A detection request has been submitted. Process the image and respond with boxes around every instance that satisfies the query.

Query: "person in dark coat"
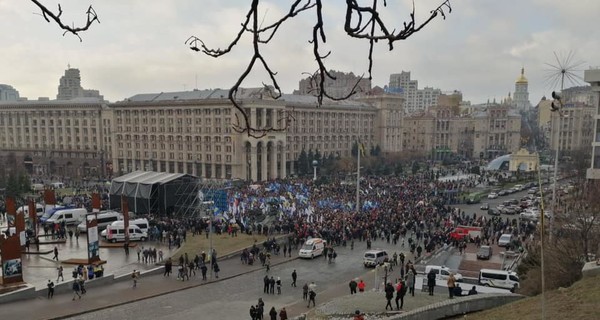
[349,279,358,294]
[427,269,436,296]
[384,282,395,310]
[269,307,277,320]
[279,307,288,320]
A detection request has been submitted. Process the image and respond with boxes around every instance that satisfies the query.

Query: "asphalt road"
[66,239,415,320]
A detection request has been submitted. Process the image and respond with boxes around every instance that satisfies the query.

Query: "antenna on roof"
[195,74,198,90]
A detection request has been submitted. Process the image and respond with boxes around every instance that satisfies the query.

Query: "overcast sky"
[1,0,599,104]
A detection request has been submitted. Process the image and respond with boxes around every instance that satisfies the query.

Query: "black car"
[476,245,493,260]
[498,190,509,196]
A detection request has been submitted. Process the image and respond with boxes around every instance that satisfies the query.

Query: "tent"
[109,171,198,215]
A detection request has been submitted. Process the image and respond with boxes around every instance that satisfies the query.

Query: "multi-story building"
[584,69,600,179]
[296,70,371,98]
[0,99,109,177]
[109,88,377,181]
[388,71,442,114]
[472,104,521,160]
[57,67,104,101]
[0,84,20,101]
[547,102,594,154]
[562,85,599,108]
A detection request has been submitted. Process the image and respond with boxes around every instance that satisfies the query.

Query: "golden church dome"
[516,67,528,84]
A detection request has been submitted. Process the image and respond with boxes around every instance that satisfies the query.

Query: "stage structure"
[172,179,228,219]
[109,171,199,215]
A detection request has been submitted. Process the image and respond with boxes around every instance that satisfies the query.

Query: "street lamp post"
[312,160,318,181]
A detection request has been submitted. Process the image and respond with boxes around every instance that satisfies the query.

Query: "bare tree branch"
[187,0,452,137]
[30,0,99,41]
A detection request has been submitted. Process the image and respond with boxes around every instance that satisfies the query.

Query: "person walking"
[384,282,395,310]
[264,275,270,293]
[47,280,55,299]
[307,289,316,308]
[447,273,456,299]
[269,276,275,294]
[358,279,366,293]
[291,269,297,287]
[349,278,358,294]
[406,269,415,296]
[201,262,208,280]
[395,279,407,310]
[427,269,436,296]
[276,277,282,294]
[56,265,64,282]
[302,283,309,300]
[72,280,81,300]
[53,246,59,261]
[213,262,220,278]
[164,258,173,277]
[269,306,277,320]
[132,269,139,288]
[279,307,288,320]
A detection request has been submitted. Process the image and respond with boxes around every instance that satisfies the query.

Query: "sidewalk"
[0,252,297,320]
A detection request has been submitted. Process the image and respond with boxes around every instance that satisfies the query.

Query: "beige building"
[547,102,594,153]
[0,99,109,177]
[109,88,378,181]
[472,104,521,160]
[296,70,371,98]
[585,69,600,179]
[509,148,539,172]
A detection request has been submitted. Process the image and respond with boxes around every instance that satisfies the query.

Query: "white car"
[498,234,513,247]
[520,210,539,221]
[488,192,498,199]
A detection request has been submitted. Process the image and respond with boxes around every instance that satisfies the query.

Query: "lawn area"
[465,274,600,320]
[171,232,272,261]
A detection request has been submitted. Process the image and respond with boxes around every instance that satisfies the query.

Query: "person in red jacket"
[357,279,366,292]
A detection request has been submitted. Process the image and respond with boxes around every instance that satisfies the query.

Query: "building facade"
[584,69,600,179]
[388,71,442,114]
[0,100,108,177]
[513,67,531,110]
[472,105,521,160]
[57,68,104,101]
[547,102,594,154]
[296,70,371,98]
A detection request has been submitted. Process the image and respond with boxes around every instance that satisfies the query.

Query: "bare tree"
[186,0,452,137]
[30,0,99,41]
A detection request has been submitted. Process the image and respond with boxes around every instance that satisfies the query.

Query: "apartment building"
[584,69,600,179]
[0,99,109,177]
[547,102,594,154]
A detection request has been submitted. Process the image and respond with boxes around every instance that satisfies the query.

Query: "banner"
[92,193,101,213]
[0,234,24,284]
[44,189,56,205]
[5,197,16,227]
[121,195,129,241]
[86,214,100,264]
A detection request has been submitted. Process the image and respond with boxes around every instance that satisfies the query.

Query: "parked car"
[498,234,513,247]
[498,190,509,196]
[487,192,498,199]
[480,203,489,210]
[476,245,493,260]
[488,208,501,216]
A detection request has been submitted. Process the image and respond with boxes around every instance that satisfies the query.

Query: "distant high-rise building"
[0,84,20,101]
[388,71,441,114]
[296,70,371,98]
[57,67,104,101]
[513,67,531,110]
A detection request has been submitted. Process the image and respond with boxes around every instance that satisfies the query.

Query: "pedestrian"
[279,307,288,320]
[287,245,291,257]
[72,280,81,300]
[265,257,271,272]
[276,277,282,294]
[264,275,270,293]
[53,246,59,261]
[291,269,297,287]
[164,258,172,277]
[201,263,208,280]
[56,265,64,282]
[395,279,407,310]
[257,298,265,319]
[427,269,436,296]
[79,277,87,294]
[47,280,55,299]
[358,279,366,293]
[269,306,277,320]
[132,269,139,288]
[250,305,257,320]
[302,283,309,300]
[447,273,456,299]
[349,278,357,294]
[269,276,275,294]
[307,288,316,308]
[213,261,220,278]
[406,269,415,296]
[384,282,394,310]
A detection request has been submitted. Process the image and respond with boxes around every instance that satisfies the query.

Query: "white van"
[298,238,326,259]
[363,250,389,267]
[77,211,123,232]
[425,265,463,282]
[105,224,147,243]
[17,204,45,218]
[478,269,520,290]
[100,218,150,237]
[50,182,65,189]
[45,208,87,226]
